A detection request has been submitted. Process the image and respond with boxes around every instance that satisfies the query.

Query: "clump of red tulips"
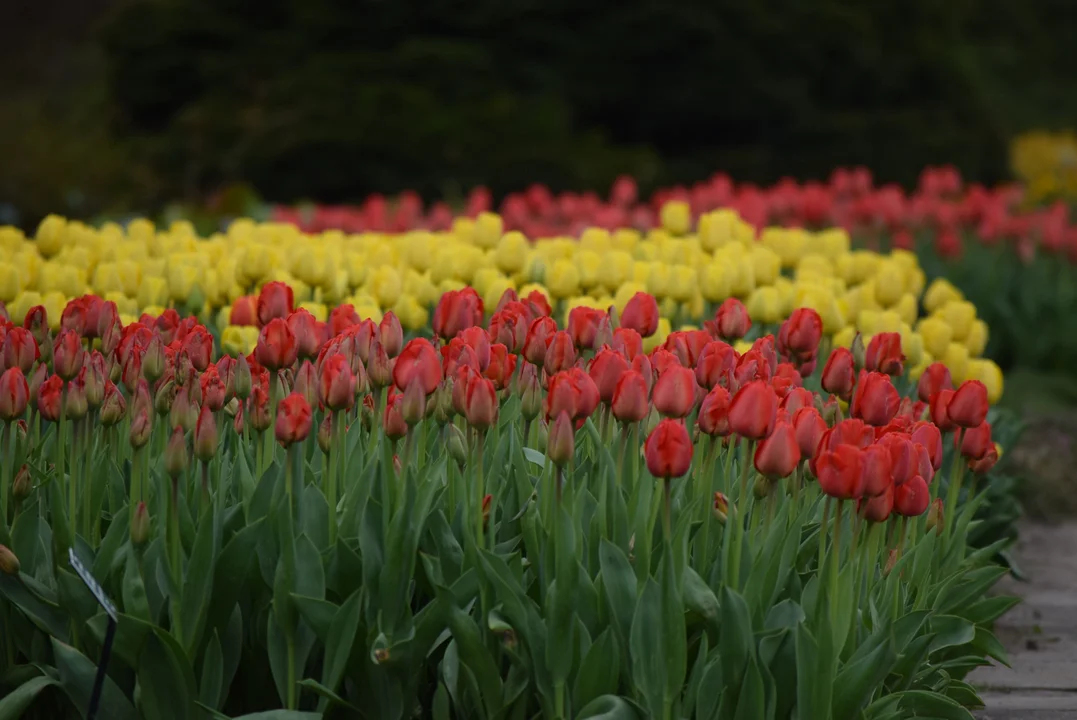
[0,284,1014,720]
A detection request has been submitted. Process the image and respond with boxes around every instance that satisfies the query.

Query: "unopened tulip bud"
[0,367,29,421]
[164,426,189,478]
[520,365,542,420]
[130,409,152,449]
[0,545,20,575]
[249,386,272,432]
[464,376,498,431]
[85,352,106,408]
[593,315,615,351]
[754,474,777,499]
[53,330,84,381]
[402,377,426,426]
[293,360,318,407]
[64,378,88,420]
[234,355,253,400]
[318,415,333,454]
[712,492,729,524]
[367,340,392,389]
[12,465,31,501]
[232,405,245,434]
[130,502,150,547]
[534,418,548,453]
[379,312,403,358]
[155,379,177,416]
[170,390,198,433]
[143,335,166,383]
[851,333,866,373]
[446,424,467,468]
[354,362,370,397]
[102,320,122,358]
[193,405,218,462]
[925,498,944,536]
[29,363,47,408]
[547,411,575,468]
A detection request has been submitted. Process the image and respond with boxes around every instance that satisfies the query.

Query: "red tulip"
[183,326,213,372]
[968,444,999,474]
[257,281,294,327]
[864,332,905,376]
[2,328,38,374]
[383,392,408,440]
[194,404,218,461]
[249,384,272,432]
[714,298,751,340]
[859,483,894,522]
[0,367,29,420]
[522,316,558,366]
[645,419,693,479]
[163,425,188,478]
[401,375,427,425]
[547,411,576,467]
[948,380,989,429]
[459,326,492,372]
[544,331,577,375]
[524,289,552,317]
[859,443,893,497]
[100,382,127,426]
[275,392,313,447]
[433,288,483,339]
[791,407,826,457]
[200,365,226,412]
[230,295,258,326]
[780,308,823,362]
[820,348,856,401]
[780,387,815,414]
[929,389,956,432]
[653,365,697,418]
[484,343,517,391]
[379,311,403,358]
[815,444,864,499]
[545,368,600,421]
[621,292,660,338]
[613,327,643,360]
[695,341,737,390]
[288,309,324,360]
[851,371,900,427]
[291,360,318,407]
[917,363,953,403]
[877,432,916,485]
[910,422,943,471]
[23,305,48,344]
[651,349,681,376]
[393,338,442,396]
[53,330,84,381]
[612,370,650,424]
[329,304,361,337]
[130,408,152,449]
[894,475,930,516]
[567,306,604,350]
[319,354,356,411]
[590,348,631,405]
[465,376,499,430]
[366,340,393,389]
[256,318,298,371]
[960,421,993,460]
[38,375,63,422]
[728,381,778,440]
[488,306,529,353]
[754,421,800,479]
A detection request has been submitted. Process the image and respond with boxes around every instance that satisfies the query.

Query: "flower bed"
[0,216,1018,719]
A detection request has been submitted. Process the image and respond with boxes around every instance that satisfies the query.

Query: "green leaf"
[890,689,976,720]
[573,629,620,711]
[629,579,666,720]
[138,630,198,720]
[1,572,70,642]
[319,589,363,711]
[522,447,547,467]
[658,544,687,700]
[733,657,765,720]
[205,517,262,638]
[229,713,323,720]
[929,615,976,655]
[199,630,224,711]
[122,546,151,622]
[683,565,719,628]
[296,679,362,712]
[47,637,139,720]
[181,507,219,653]
[0,675,57,720]
[292,595,338,645]
[719,587,754,701]
[795,623,829,720]
[832,634,895,719]
[575,694,641,720]
[446,603,504,719]
[598,538,637,648]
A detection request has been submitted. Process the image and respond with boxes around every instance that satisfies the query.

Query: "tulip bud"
[379,312,403,358]
[130,502,150,547]
[102,320,122,358]
[276,392,314,447]
[383,395,407,441]
[519,364,542,420]
[130,409,152,449]
[925,498,944,536]
[53,330,84,381]
[534,418,548,453]
[12,465,31,502]
[464,376,498,431]
[712,492,729,524]
[100,384,127,426]
[851,333,866,372]
[367,340,393,389]
[318,415,333,454]
[164,426,189,478]
[85,352,106,408]
[402,376,427,426]
[143,335,166,383]
[0,367,29,421]
[234,355,253,400]
[0,545,20,575]
[446,423,468,468]
[293,360,318,408]
[64,376,89,420]
[232,405,245,434]
[28,363,47,408]
[194,405,218,462]
[754,474,777,499]
[155,379,177,416]
[354,362,370,397]
[250,385,272,432]
[547,411,575,468]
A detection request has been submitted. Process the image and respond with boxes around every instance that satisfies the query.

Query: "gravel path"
[971,521,1077,719]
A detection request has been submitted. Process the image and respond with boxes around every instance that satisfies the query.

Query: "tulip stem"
[475,431,486,551]
[662,477,672,543]
[943,429,965,553]
[168,476,184,642]
[829,499,843,630]
[818,497,831,574]
[1,421,11,540]
[729,438,753,590]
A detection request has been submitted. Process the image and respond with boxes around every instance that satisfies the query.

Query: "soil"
[971,521,1077,719]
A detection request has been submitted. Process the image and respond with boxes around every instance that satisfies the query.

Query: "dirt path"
[971,521,1077,719]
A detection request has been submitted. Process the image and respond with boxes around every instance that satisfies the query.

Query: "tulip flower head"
[645,418,693,479]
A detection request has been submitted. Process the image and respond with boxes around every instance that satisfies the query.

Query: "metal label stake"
[69,548,118,720]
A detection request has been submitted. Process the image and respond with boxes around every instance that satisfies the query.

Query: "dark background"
[3,0,1077,228]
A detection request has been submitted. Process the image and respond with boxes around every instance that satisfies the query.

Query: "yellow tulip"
[138,277,170,310]
[452,217,475,245]
[547,259,581,298]
[750,246,782,286]
[965,319,989,357]
[733,339,754,355]
[645,262,671,300]
[698,209,733,251]
[967,358,1004,404]
[472,212,503,249]
[760,227,806,268]
[105,292,138,316]
[576,250,603,290]
[899,327,925,368]
[482,275,516,310]
[917,316,953,360]
[355,304,384,323]
[906,267,926,299]
[699,261,733,302]
[660,201,691,236]
[857,309,881,335]
[403,270,440,308]
[796,254,834,281]
[42,292,67,330]
[747,286,783,324]
[596,250,633,293]
[299,302,329,322]
[936,300,977,341]
[633,241,659,263]
[0,227,24,254]
[668,265,698,303]
[167,263,199,303]
[580,227,612,255]
[612,228,640,253]
[0,264,21,302]
[922,278,963,314]
[659,297,679,319]
[642,317,672,353]
[344,252,369,288]
[832,325,858,350]
[941,342,970,384]
[35,214,67,258]
[402,232,436,273]
[850,251,881,284]
[728,256,756,297]
[391,293,429,331]
[9,292,40,325]
[794,286,844,334]
[894,293,918,327]
[875,310,903,334]
[494,231,529,274]
[815,228,851,258]
[874,260,906,306]
[221,325,258,356]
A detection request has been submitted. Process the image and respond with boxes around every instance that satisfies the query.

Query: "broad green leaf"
[733,657,765,720]
[181,506,219,652]
[832,634,895,719]
[48,637,139,720]
[138,630,198,720]
[683,565,719,629]
[446,603,504,719]
[199,630,224,711]
[319,589,363,711]
[575,694,641,720]
[122,546,151,622]
[891,689,976,720]
[629,579,666,720]
[1,574,70,642]
[292,595,338,644]
[573,628,620,711]
[0,675,57,720]
[598,538,637,648]
[928,615,976,655]
[719,587,754,701]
